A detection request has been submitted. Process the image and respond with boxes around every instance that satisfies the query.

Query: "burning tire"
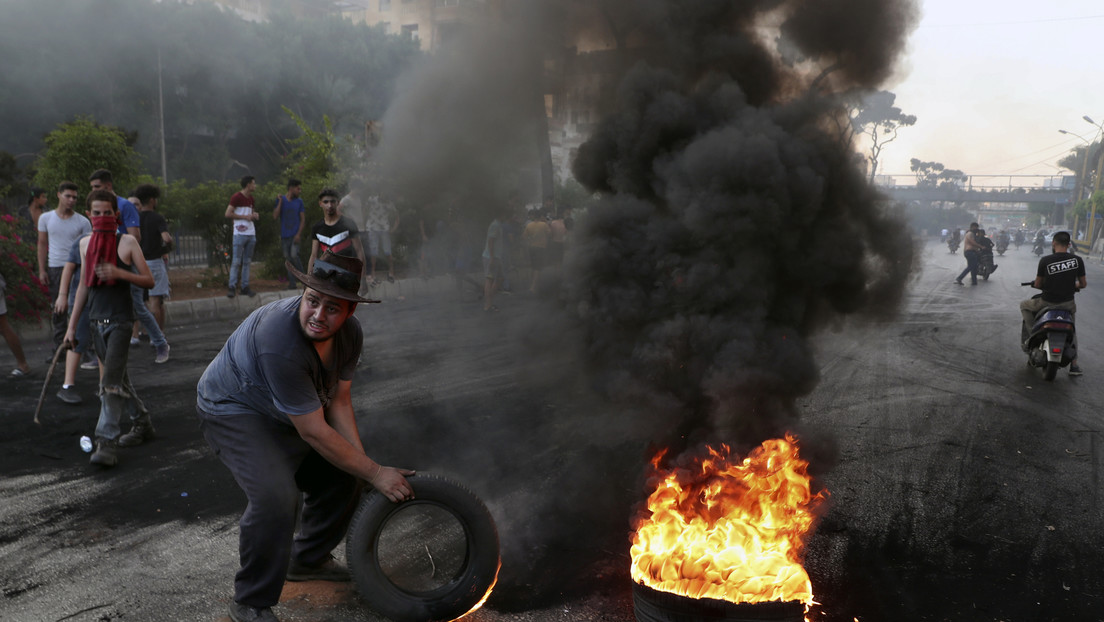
[346,474,500,622]
[632,582,805,622]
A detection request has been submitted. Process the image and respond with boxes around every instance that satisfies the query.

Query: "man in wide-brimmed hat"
[196,250,415,622]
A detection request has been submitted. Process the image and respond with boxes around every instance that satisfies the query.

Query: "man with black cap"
[196,250,415,622]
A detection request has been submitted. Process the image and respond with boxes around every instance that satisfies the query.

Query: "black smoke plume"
[369,0,920,609]
[571,0,920,454]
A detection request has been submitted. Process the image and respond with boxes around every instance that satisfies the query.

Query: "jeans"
[197,407,359,607]
[92,319,149,441]
[131,284,167,347]
[956,250,979,283]
[48,266,67,348]
[280,237,303,283]
[229,234,256,289]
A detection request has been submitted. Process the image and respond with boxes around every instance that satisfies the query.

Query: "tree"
[849,90,916,183]
[0,0,419,185]
[909,159,967,190]
[32,116,140,193]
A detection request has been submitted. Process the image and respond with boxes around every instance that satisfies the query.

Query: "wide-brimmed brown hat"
[287,251,380,304]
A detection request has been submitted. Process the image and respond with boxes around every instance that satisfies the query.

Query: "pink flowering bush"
[0,213,50,324]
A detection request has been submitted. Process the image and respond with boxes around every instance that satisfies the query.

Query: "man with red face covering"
[63,189,155,468]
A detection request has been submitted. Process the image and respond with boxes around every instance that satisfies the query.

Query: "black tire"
[1044,361,1058,381]
[346,474,500,622]
[632,582,805,622]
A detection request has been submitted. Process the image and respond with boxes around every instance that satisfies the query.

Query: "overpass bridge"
[875,174,1074,207]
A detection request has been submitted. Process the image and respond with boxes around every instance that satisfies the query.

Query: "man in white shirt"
[37,182,91,352]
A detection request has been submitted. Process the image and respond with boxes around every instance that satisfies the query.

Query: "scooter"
[1021,282,1077,381]
[948,237,960,253]
[1032,239,1046,256]
[995,237,1009,255]
[977,247,996,280]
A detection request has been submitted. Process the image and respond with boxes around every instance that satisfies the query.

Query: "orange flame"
[630,433,827,605]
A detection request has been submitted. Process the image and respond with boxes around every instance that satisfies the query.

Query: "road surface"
[1,239,1101,622]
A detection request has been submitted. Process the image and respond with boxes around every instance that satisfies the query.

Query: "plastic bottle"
[80,436,93,453]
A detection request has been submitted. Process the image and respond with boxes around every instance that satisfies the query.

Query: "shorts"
[367,230,391,257]
[146,257,170,298]
[0,272,7,316]
[483,256,503,281]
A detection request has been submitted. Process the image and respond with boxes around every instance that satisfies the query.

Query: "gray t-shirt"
[39,210,91,268]
[196,297,363,424]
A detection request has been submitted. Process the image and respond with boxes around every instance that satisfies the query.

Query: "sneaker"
[241,287,257,297]
[57,385,82,405]
[386,275,395,283]
[118,419,155,447]
[80,353,99,370]
[129,337,141,346]
[954,279,963,285]
[89,439,118,467]
[228,601,280,622]
[154,343,170,364]
[228,287,237,298]
[286,555,351,582]
[1069,365,1083,376]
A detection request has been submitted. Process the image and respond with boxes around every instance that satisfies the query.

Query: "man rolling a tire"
[196,251,415,622]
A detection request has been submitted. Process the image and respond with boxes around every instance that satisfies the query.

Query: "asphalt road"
[2,239,1102,622]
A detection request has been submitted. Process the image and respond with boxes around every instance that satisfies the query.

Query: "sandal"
[10,367,32,378]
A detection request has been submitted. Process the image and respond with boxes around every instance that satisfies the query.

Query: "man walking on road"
[64,190,156,467]
[37,182,91,354]
[196,251,414,622]
[273,179,305,290]
[954,222,982,285]
[134,184,173,361]
[227,176,259,298]
[90,170,170,362]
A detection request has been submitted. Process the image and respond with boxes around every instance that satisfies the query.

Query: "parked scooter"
[1021,282,1077,381]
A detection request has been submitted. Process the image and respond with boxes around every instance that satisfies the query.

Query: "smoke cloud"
[570,0,920,452]
[368,0,920,608]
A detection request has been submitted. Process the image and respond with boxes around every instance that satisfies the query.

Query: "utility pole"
[158,46,168,191]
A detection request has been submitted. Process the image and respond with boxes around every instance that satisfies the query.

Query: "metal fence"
[166,228,211,268]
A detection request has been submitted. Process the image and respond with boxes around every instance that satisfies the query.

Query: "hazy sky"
[876,1,1104,182]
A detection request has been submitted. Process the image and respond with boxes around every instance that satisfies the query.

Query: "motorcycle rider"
[996,229,1010,253]
[1032,230,1046,255]
[974,227,998,277]
[954,223,982,285]
[1020,231,1085,375]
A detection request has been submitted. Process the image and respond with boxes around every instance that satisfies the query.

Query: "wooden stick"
[33,344,68,426]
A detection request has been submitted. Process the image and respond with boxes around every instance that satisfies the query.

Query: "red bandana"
[85,215,119,287]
